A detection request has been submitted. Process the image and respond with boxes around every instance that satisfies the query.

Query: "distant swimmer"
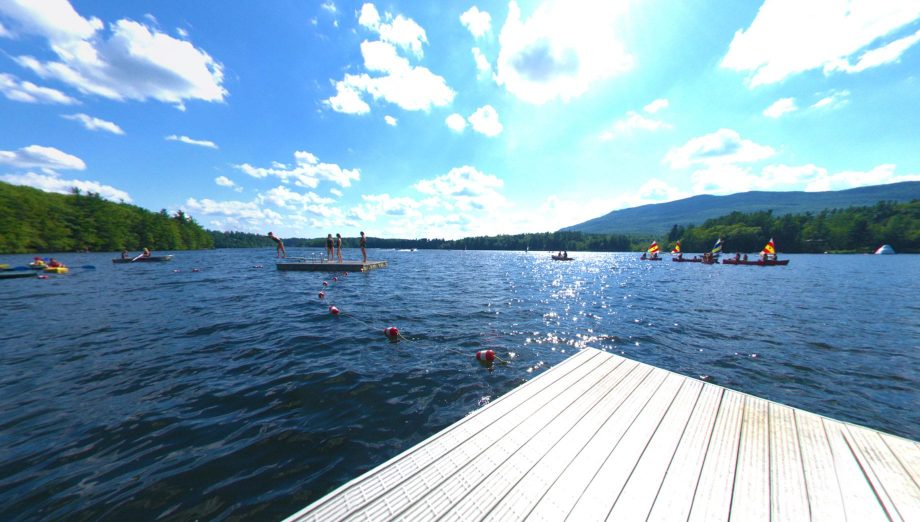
[360,231,367,263]
[268,231,286,258]
[326,233,334,262]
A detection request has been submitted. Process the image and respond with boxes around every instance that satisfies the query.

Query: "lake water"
[1,249,917,520]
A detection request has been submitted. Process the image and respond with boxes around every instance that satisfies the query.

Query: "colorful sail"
[711,238,723,254]
[671,241,681,254]
[761,238,776,255]
[647,241,660,254]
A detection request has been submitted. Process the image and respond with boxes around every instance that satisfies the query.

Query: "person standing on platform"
[268,231,286,258]
[336,233,343,263]
[360,231,367,263]
[325,233,334,262]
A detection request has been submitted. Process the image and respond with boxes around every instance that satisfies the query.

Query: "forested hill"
[563,181,920,235]
[0,182,213,253]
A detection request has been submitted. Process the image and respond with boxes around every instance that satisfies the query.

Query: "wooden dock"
[276,259,387,272]
[285,348,920,521]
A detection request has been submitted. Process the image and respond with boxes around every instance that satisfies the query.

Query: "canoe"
[551,256,574,261]
[44,266,69,274]
[722,258,790,266]
[112,255,174,264]
[672,258,702,263]
[640,257,662,261]
[0,271,36,280]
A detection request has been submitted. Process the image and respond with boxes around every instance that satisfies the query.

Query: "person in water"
[121,250,129,260]
[360,231,367,263]
[335,233,343,263]
[325,233,334,262]
[142,248,151,257]
[268,231,286,258]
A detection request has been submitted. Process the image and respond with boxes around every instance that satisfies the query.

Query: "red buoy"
[322,281,328,287]
[329,305,340,315]
[343,272,348,277]
[476,349,496,362]
[384,326,399,339]
[333,276,338,282]
[319,291,325,299]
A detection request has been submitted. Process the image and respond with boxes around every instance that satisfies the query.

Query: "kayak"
[671,258,702,263]
[29,263,46,270]
[640,257,662,261]
[0,271,36,280]
[0,264,9,270]
[112,255,174,263]
[44,266,69,274]
[723,258,790,266]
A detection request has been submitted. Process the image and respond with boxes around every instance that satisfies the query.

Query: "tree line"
[664,200,919,253]
[0,182,213,253]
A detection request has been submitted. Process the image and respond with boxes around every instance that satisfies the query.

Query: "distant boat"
[723,238,789,266]
[641,241,661,260]
[874,244,896,255]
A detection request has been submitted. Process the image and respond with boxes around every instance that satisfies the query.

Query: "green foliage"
[674,200,920,253]
[0,182,214,254]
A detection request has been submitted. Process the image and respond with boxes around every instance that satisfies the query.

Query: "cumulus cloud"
[601,99,672,140]
[722,0,920,87]
[0,171,131,201]
[496,0,633,104]
[472,47,493,78]
[446,113,467,132]
[690,163,920,194]
[0,144,86,172]
[358,3,427,57]
[414,165,507,212]
[183,197,282,225]
[259,185,335,215]
[460,6,491,38]
[384,115,397,126]
[0,0,226,108]
[215,175,241,192]
[663,129,775,169]
[349,193,423,221]
[166,135,218,149]
[0,72,78,104]
[467,105,503,137]
[763,97,797,118]
[235,150,359,188]
[62,113,124,134]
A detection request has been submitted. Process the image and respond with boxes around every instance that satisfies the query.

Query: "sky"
[1,0,919,239]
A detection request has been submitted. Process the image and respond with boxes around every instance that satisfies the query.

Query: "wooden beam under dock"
[276,259,387,272]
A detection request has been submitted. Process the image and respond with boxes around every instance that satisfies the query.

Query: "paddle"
[81,265,96,269]
[131,253,145,262]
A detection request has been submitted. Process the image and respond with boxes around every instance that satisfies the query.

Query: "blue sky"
[1,0,919,239]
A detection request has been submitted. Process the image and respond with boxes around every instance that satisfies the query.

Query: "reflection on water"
[0,249,917,519]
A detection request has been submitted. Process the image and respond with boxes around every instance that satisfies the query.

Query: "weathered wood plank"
[286,349,600,521]
[822,418,891,520]
[793,409,846,521]
[565,372,685,520]
[645,384,723,522]
[729,395,771,521]
[844,423,920,521]
[880,433,920,490]
[605,378,703,520]
[687,390,745,522]
[525,367,671,519]
[769,402,810,521]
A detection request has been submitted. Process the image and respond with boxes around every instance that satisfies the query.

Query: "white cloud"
[468,105,503,137]
[414,165,507,212]
[826,28,920,73]
[183,197,282,224]
[446,113,467,132]
[0,171,130,201]
[460,6,491,38]
[176,27,188,38]
[495,0,633,104]
[601,111,672,140]
[325,38,454,114]
[62,113,124,134]
[259,185,335,214]
[215,175,242,192]
[689,162,920,194]
[165,135,218,149]
[763,97,797,118]
[358,3,427,58]
[722,0,920,87]
[321,1,337,14]
[349,193,423,221]
[664,129,775,168]
[235,150,359,188]
[384,115,397,126]
[811,90,849,109]
[0,20,11,38]
[643,98,669,114]
[472,47,493,78]
[0,144,85,172]
[330,188,343,197]
[0,72,78,104]
[0,1,226,107]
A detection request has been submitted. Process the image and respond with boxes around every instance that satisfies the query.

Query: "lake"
[1,249,917,520]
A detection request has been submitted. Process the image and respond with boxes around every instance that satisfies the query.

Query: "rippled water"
[1,249,917,520]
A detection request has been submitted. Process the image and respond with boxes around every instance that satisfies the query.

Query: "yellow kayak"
[44,266,69,274]
[0,264,9,270]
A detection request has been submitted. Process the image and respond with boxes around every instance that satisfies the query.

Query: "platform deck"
[276,259,387,272]
[285,348,920,521]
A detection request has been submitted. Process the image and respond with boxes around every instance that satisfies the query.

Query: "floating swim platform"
[285,347,920,521]
[276,259,387,272]
[0,271,36,280]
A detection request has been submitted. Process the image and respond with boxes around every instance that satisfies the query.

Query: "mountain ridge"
[561,181,920,235]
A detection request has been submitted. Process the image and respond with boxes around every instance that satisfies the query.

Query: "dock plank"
[283,348,920,522]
